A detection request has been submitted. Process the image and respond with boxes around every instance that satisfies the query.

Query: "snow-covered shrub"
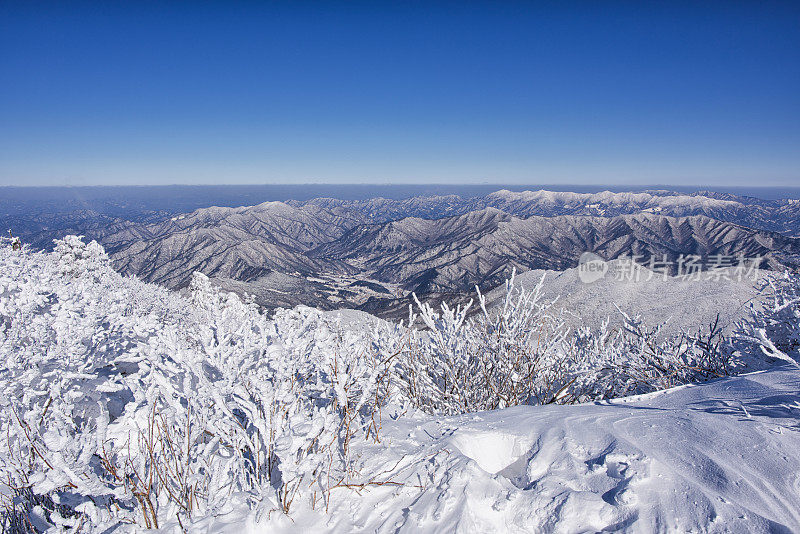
[0,239,407,531]
[260,306,401,513]
[53,234,110,279]
[569,311,739,400]
[398,271,575,414]
[471,273,572,407]
[734,271,800,366]
[0,237,204,531]
[399,270,743,414]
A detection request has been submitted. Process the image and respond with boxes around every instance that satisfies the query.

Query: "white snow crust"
[241,366,800,533]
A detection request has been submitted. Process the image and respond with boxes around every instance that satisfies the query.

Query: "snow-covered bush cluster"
[1,237,404,532]
[734,271,800,365]
[396,270,749,415]
[1,237,797,531]
[398,273,572,414]
[569,311,736,401]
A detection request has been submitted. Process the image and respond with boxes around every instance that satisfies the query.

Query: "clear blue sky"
[1,2,798,186]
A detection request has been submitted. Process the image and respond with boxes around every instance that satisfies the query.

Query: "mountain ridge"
[102,197,800,316]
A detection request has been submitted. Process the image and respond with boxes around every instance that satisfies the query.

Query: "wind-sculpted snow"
[2,238,800,532]
[336,367,800,533]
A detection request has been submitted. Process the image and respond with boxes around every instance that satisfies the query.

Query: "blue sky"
[1,2,798,186]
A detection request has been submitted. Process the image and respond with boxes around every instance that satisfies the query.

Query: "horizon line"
[2,183,800,190]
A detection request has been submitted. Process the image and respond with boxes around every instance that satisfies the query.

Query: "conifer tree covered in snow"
[1,236,798,532]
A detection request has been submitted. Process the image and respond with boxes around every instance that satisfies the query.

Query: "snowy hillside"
[2,237,800,533]
[483,259,769,335]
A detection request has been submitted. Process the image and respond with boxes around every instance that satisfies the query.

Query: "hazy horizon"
[3,183,800,213]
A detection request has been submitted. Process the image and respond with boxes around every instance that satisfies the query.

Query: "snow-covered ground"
[483,260,767,335]
[2,237,799,533]
[219,365,800,533]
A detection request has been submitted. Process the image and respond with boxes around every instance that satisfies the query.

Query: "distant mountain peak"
[27,187,794,318]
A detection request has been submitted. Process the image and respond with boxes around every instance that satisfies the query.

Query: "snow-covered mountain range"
[292,189,800,236]
[91,190,800,316]
[5,188,800,317]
